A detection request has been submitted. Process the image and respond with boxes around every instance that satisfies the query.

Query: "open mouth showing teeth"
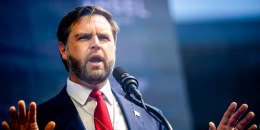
[89,56,103,63]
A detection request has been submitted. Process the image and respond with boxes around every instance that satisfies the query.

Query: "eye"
[78,35,91,40]
[99,35,110,40]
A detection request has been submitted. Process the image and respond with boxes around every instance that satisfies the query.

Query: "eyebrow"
[98,32,110,37]
[74,32,112,39]
[74,33,92,38]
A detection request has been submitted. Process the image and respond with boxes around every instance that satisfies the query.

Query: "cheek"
[106,45,116,60]
[68,44,89,59]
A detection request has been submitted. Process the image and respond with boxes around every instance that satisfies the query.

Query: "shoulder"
[37,87,66,129]
[37,86,80,130]
[37,86,68,111]
[112,88,165,130]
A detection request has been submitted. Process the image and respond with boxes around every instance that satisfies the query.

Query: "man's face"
[65,15,116,85]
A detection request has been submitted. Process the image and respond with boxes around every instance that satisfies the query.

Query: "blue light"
[168,0,260,23]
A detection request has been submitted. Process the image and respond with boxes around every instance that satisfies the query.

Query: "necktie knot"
[90,90,103,99]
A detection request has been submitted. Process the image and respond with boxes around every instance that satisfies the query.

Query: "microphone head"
[113,67,142,99]
[113,67,139,93]
[113,67,129,83]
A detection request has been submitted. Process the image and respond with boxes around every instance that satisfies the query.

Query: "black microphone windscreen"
[113,67,128,82]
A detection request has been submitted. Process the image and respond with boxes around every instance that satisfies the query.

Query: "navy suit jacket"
[37,86,165,130]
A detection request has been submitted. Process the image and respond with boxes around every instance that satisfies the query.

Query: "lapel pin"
[133,110,141,117]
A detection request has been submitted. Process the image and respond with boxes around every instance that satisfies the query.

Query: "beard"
[66,51,114,85]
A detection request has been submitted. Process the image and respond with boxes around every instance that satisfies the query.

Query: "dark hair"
[57,5,119,71]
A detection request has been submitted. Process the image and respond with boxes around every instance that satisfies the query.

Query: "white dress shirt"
[66,78,127,130]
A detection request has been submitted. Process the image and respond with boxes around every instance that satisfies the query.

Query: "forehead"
[71,15,112,32]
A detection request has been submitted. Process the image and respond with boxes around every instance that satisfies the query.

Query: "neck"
[69,74,107,90]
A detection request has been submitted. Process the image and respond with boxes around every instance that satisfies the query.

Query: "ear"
[59,41,67,61]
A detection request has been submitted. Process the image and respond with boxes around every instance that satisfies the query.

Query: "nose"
[90,36,101,50]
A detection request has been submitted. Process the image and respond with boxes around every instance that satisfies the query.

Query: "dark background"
[170,0,260,128]
[178,21,260,129]
[0,0,260,129]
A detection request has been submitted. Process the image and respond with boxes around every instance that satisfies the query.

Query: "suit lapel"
[50,86,85,130]
[65,115,85,130]
[112,89,145,130]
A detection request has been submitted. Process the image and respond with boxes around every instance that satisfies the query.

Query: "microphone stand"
[124,94,173,130]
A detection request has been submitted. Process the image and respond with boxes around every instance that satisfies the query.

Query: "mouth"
[88,55,104,63]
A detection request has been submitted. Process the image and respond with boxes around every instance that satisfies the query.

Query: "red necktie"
[90,90,113,130]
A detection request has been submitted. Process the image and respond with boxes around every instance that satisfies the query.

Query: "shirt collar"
[66,78,114,105]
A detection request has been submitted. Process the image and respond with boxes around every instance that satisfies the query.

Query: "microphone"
[113,67,173,130]
[113,67,143,100]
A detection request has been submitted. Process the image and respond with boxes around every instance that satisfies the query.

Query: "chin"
[89,69,104,76]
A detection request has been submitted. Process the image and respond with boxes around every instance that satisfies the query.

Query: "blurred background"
[0,0,259,129]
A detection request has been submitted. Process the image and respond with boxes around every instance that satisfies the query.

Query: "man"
[1,5,258,130]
